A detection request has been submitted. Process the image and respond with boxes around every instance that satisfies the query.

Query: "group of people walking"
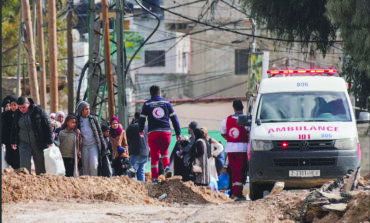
[1,96,149,180]
[2,84,250,201]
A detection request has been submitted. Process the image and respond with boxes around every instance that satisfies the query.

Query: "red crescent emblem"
[153,107,164,119]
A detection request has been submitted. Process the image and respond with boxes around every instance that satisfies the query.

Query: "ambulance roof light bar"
[267,69,337,77]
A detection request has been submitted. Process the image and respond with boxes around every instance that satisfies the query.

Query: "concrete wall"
[358,123,370,176]
[131,19,190,75]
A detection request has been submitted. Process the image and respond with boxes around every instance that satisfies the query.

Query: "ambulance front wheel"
[249,182,265,201]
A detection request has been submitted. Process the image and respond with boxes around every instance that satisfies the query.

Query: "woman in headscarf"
[2,95,17,112]
[109,117,128,158]
[76,101,107,176]
[1,95,20,168]
[192,128,211,186]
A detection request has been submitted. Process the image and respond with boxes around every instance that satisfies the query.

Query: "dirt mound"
[2,168,231,205]
[147,176,231,204]
[2,168,157,205]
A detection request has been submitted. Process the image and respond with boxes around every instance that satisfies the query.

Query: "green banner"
[125,31,144,59]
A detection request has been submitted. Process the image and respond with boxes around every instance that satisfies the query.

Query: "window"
[235,49,249,75]
[256,92,351,122]
[145,50,165,67]
[182,52,188,71]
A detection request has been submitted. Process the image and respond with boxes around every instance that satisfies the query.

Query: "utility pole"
[48,0,58,112]
[32,0,36,47]
[36,0,47,109]
[67,0,74,113]
[115,0,127,128]
[87,0,96,107]
[16,10,23,97]
[22,0,40,104]
[101,0,115,120]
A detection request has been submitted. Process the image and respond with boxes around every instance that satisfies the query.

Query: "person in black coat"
[10,97,53,175]
[126,112,149,181]
[112,146,131,176]
[1,95,20,169]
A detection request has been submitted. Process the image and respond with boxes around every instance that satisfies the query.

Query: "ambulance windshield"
[257,92,351,123]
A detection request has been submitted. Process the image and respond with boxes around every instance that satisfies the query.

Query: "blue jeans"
[130,155,147,182]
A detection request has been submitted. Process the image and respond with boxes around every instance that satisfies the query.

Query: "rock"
[318,191,344,201]
[322,203,347,212]
[16,168,30,175]
[277,214,284,220]
[269,182,285,196]
[3,168,14,174]
[363,172,370,181]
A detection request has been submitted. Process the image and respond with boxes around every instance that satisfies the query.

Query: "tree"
[1,1,67,77]
[326,0,370,74]
[2,0,21,76]
[341,56,370,110]
[240,0,338,54]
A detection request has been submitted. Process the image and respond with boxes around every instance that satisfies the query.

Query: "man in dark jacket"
[126,112,149,181]
[11,97,53,175]
[138,85,181,183]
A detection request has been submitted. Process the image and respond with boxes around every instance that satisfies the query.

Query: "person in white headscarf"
[53,111,65,144]
[55,111,66,125]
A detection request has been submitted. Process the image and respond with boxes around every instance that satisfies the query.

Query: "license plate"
[289,170,320,177]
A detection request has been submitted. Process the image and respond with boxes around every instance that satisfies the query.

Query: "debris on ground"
[2,168,231,205]
[268,181,285,197]
[3,167,369,223]
[295,169,370,223]
[148,176,231,204]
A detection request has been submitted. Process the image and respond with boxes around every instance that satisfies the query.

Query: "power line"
[142,0,343,44]
[220,0,249,17]
[135,71,236,98]
[128,19,244,71]
[145,19,246,45]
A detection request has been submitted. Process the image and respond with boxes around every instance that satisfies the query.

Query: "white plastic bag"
[2,144,9,172]
[43,144,65,176]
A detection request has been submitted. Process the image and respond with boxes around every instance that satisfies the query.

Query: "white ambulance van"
[238,69,362,200]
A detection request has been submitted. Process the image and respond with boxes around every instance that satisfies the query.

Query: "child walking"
[59,114,82,177]
[112,146,131,176]
[109,117,128,158]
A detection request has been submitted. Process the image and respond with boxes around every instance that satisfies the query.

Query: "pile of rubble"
[148,176,230,204]
[283,168,370,222]
[2,168,231,205]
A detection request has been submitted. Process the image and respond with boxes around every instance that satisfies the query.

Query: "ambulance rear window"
[256,92,351,122]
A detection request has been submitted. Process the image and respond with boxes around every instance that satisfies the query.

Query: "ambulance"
[238,69,362,200]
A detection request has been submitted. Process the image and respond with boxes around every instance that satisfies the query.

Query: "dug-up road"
[2,193,306,223]
[2,169,370,223]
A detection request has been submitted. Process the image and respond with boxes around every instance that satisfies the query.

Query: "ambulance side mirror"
[357,112,370,124]
[237,115,252,127]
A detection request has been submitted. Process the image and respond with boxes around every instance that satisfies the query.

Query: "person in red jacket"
[221,100,250,201]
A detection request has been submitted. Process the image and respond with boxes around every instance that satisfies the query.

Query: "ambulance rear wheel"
[249,182,265,200]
